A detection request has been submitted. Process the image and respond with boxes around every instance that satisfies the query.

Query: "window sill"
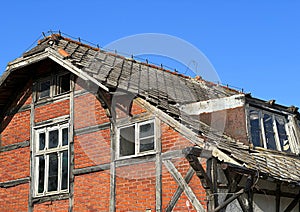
[116,151,157,161]
[32,192,69,204]
[35,92,71,106]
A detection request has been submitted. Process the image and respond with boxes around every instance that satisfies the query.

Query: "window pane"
[61,151,68,190]
[276,116,290,152]
[39,80,50,99]
[249,110,262,147]
[62,128,68,146]
[38,156,45,194]
[120,126,135,157]
[140,137,154,152]
[39,133,45,150]
[48,153,58,192]
[58,74,70,94]
[263,114,277,150]
[140,122,154,138]
[49,130,59,149]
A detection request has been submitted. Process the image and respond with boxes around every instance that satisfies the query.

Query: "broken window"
[38,80,51,99]
[118,120,155,158]
[34,123,69,196]
[57,73,71,95]
[249,107,291,152]
[37,73,70,100]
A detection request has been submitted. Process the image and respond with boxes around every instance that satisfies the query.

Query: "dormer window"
[37,73,70,100]
[249,107,292,152]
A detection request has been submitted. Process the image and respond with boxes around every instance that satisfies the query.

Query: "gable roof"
[1,33,300,185]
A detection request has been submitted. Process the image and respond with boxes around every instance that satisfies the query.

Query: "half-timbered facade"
[1,33,300,211]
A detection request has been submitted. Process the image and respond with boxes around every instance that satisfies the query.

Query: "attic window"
[249,108,291,152]
[117,120,156,158]
[37,73,70,100]
[39,80,51,99]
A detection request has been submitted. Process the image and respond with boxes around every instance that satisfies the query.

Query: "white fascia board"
[180,94,245,115]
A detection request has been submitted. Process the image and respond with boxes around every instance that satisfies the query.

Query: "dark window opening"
[39,80,50,99]
[120,126,135,157]
[57,74,70,95]
[249,110,262,147]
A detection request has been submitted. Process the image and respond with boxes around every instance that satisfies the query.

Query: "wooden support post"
[155,118,162,212]
[68,74,75,212]
[109,125,116,212]
[163,160,205,212]
[276,183,281,212]
[207,158,219,210]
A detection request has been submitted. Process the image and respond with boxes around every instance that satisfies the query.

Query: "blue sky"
[0,1,299,107]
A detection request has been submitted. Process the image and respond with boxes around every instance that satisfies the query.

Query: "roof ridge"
[37,33,241,94]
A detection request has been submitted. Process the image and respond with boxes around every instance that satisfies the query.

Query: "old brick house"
[1,33,300,211]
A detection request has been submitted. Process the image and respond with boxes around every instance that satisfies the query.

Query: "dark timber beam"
[213,189,245,212]
[284,192,300,212]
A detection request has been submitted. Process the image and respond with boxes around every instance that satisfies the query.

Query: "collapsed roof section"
[1,33,300,185]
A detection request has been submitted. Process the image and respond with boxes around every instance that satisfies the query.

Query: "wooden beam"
[213,189,245,212]
[0,177,30,188]
[276,183,281,212]
[163,160,205,212]
[166,167,195,212]
[284,192,300,212]
[0,140,29,152]
[186,155,214,191]
[155,118,162,211]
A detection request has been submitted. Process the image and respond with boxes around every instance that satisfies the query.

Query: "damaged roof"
[1,33,300,185]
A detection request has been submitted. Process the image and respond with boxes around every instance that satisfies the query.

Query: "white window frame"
[248,107,295,153]
[33,123,69,197]
[37,73,70,101]
[116,120,156,159]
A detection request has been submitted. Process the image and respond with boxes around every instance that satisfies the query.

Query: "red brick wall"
[1,110,30,146]
[34,199,69,212]
[74,171,110,211]
[0,147,30,182]
[0,183,29,212]
[199,106,248,143]
[74,93,110,130]
[162,158,207,211]
[116,162,156,211]
[35,100,70,123]
[74,129,111,169]
[161,122,194,153]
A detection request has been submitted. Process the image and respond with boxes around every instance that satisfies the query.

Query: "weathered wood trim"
[110,124,116,212]
[0,140,29,152]
[0,177,30,188]
[69,74,75,212]
[34,93,70,108]
[34,115,70,128]
[163,160,205,212]
[115,154,156,167]
[207,158,219,210]
[74,122,110,136]
[166,167,195,212]
[162,149,184,160]
[73,163,110,175]
[28,81,36,212]
[155,118,162,211]
[32,193,69,205]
